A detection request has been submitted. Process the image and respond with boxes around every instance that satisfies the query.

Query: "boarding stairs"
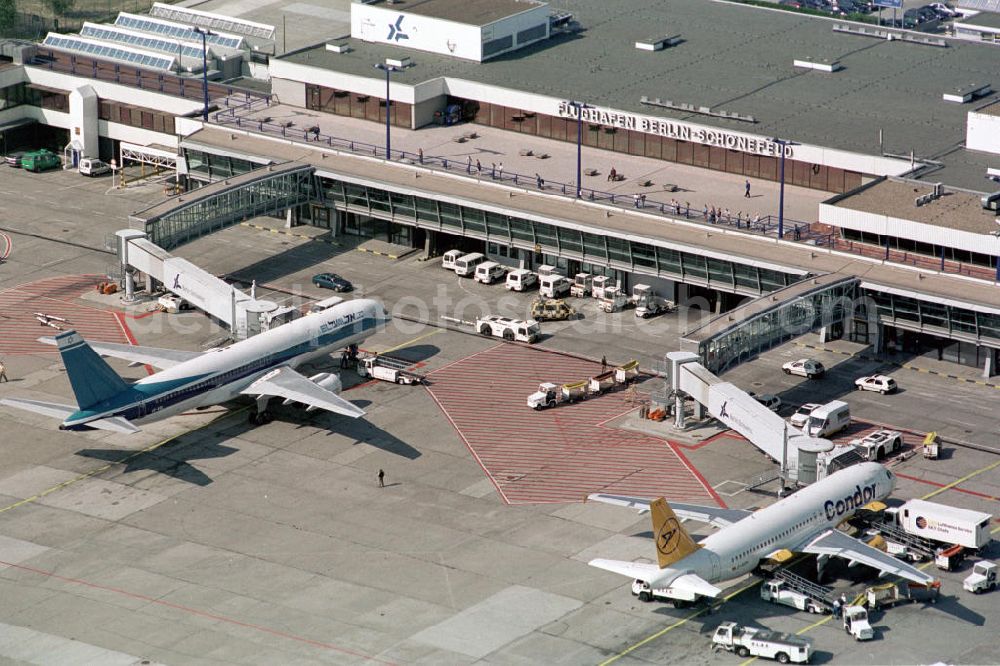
[773,569,835,606]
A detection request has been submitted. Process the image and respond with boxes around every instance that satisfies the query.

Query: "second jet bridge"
[664,351,833,483]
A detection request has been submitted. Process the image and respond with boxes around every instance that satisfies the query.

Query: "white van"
[454,252,486,277]
[805,400,851,438]
[506,268,538,292]
[474,261,506,284]
[540,274,572,298]
[308,295,345,314]
[79,157,111,177]
[441,249,463,271]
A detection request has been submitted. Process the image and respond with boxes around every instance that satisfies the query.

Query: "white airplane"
[1,298,389,433]
[588,462,935,602]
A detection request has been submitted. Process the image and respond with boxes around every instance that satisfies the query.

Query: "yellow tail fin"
[651,497,700,568]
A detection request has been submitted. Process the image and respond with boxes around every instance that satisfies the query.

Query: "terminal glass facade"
[319,176,800,296]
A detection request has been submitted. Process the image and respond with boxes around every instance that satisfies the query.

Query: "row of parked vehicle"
[439,250,676,318]
[5,149,114,176]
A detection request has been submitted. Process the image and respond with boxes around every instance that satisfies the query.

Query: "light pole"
[192,27,214,122]
[374,63,400,160]
[772,137,794,239]
[567,100,591,198]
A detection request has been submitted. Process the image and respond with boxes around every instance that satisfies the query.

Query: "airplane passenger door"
[709,552,722,581]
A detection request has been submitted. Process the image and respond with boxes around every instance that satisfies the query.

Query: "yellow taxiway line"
[919,459,1000,501]
[376,328,441,355]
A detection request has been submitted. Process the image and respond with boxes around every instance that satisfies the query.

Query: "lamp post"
[192,27,214,122]
[374,63,400,160]
[772,137,794,239]
[567,100,591,198]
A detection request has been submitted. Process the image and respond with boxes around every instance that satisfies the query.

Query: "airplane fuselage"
[662,463,894,587]
[62,299,386,429]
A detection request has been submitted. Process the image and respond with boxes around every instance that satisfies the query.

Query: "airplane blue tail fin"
[54,330,129,409]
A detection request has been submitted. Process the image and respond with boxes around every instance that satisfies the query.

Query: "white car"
[750,392,782,412]
[928,2,958,17]
[782,358,825,379]
[790,403,821,429]
[855,374,897,394]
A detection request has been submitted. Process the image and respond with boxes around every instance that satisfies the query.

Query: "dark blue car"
[312,272,353,292]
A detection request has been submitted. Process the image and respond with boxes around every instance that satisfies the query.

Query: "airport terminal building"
[3,0,1000,373]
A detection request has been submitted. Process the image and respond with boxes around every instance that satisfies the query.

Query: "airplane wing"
[588,493,753,529]
[241,367,365,419]
[588,559,722,597]
[798,528,936,586]
[38,337,201,370]
[0,398,140,434]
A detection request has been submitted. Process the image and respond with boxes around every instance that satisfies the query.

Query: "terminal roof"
[831,178,999,234]
[278,0,1000,168]
[365,0,545,26]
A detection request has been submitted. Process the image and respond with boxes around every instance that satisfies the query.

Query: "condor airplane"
[1,298,388,433]
[588,462,935,601]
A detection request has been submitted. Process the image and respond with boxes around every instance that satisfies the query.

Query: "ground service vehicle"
[865,581,940,608]
[570,273,593,297]
[476,315,541,343]
[760,578,830,614]
[712,622,811,663]
[963,561,997,593]
[855,374,897,394]
[842,605,873,641]
[849,429,903,461]
[505,268,537,291]
[632,284,673,318]
[474,261,506,284]
[454,252,486,277]
[527,380,588,409]
[935,544,965,571]
[530,298,576,321]
[805,400,851,437]
[790,403,821,429]
[441,249,463,270]
[539,274,571,298]
[591,275,619,299]
[588,371,616,396]
[883,499,992,551]
[614,359,640,384]
[750,392,782,412]
[357,354,424,385]
[308,295,344,314]
[923,431,940,459]
[599,292,629,313]
[79,157,111,176]
[631,579,700,607]
[157,295,192,313]
[782,358,825,379]
[22,150,61,172]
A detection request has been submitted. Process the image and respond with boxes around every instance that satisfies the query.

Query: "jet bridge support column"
[666,351,701,430]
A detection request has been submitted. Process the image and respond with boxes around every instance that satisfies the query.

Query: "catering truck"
[882,499,992,552]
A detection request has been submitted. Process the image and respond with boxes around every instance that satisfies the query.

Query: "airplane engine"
[298,372,344,412]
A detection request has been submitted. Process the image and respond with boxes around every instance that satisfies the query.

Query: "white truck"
[849,429,903,461]
[527,381,588,410]
[631,578,700,608]
[598,291,629,313]
[712,622,812,663]
[570,273,593,298]
[883,499,992,552]
[476,315,541,343]
[842,605,873,641]
[540,274,571,298]
[760,578,830,614]
[356,354,424,385]
[631,284,674,318]
[505,268,537,292]
[591,275,619,300]
[963,561,998,594]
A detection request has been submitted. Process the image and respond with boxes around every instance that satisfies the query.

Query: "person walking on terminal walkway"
[378,469,385,488]
[608,167,617,182]
[0,359,7,383]
[745,179,751,198]
[497,162,504,180]
[476,159,482,173]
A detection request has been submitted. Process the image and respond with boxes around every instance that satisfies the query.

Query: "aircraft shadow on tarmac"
[76,437,239,486]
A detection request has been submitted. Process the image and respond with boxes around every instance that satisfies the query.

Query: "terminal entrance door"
[310,204,332,229]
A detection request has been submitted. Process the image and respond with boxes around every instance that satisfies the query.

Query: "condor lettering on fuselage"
[824,483,876,521]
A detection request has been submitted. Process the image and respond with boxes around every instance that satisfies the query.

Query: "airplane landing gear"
[249,410,274,426]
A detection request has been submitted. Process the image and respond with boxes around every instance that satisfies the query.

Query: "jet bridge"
[114,229,297,340]
[664,351,834,482]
